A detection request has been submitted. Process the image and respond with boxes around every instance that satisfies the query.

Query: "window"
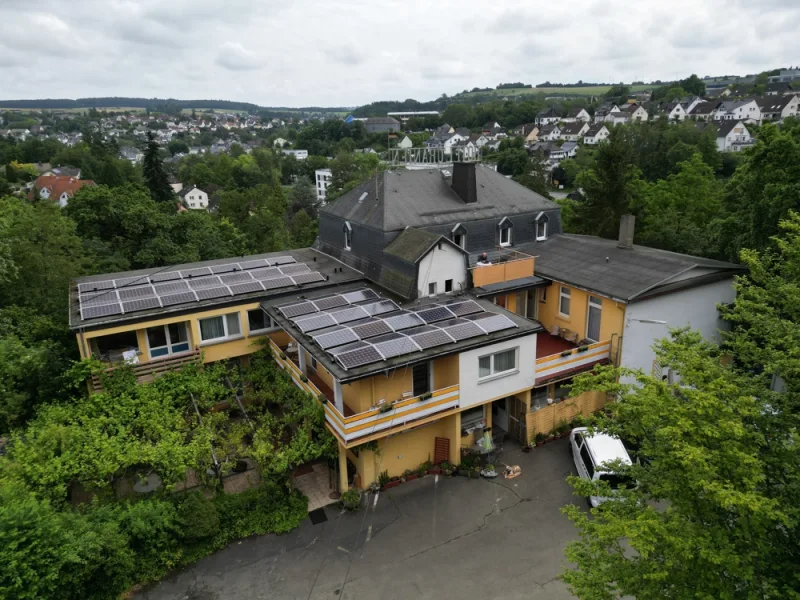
[559,286,571,317]
[536,214,548,241]
[344,222,352,250]
[498,218,512,247]
[247,309,275,334]
[445,279,453,293]
[539,287,547,303]
[580,444,595,478]
[412,362,430,397]
[146,322,190,358]
[428,282,437,296]
[478,347,518,380]
[310,356,318,371]
[461,405,485,430]
[199,313,241,343]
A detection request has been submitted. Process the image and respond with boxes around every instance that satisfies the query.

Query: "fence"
[525,390,609,443]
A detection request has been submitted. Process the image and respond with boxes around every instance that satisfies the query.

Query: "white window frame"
[247,308,277,335]
[499,225,511,247]
[199,312,242,345]
[146,322,191,359]
[477,347,519,382]
[535,212,548,241]
[344,222,352,250]
[559,286,571,318]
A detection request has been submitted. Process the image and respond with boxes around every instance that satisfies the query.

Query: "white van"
[570,427,633,508]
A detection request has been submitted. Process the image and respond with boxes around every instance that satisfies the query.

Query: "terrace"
[534,330,612,385]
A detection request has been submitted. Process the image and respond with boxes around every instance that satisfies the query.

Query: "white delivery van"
[570,427,633,507]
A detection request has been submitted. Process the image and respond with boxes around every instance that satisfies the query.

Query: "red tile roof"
[30,174,95,201]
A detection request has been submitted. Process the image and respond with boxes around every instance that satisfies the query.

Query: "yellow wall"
[537,283,625,343]
[77,301,278,365]
[472,257,535,287]
[525,390,608,442]
[377,415,456,479]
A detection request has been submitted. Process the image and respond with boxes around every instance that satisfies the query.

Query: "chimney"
[617,215,635,249]
[451,162,477,204]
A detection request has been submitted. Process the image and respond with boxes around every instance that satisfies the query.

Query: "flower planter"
[535,441,544,447]
[405,474,418,482]
[381,480,402,491]
[427,467,442,475]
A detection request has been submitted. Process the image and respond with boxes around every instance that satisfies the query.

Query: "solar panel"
[229,281,264,295]
[181,267,213,278]
[114,276,149,288]
[295,312,337,333]
[122,297,161,312]
[384,312,425,331]
[330,305,370,324]
[313,327,359,350]
[373,335,420,359]
[149,271,182,283]
[250,267,283,280]
[444,299,483,316]
[211,263,240,274]
[312,295,348,311]
[336,345,384,370]
[291,272,326,285]
[279,301,316,318]
[219,272,254,285]
[261,276,294,290]
[464,313,517,333]
[239,259,269,270]
[410,329,455,349]
[415,306,455,323]
[278,263,310,275]
[154,281,190,295]
[80,291,118,305]
[194,286,231,300]
[443,321,485,341]
[350,319,393,339]
[160,291,198,306]
[341,289,379,304]
[329,340,369,355]
[360,300,399,316]
[81,302,123,319]
[269,255,296,266]
[78,280,115,293]
[188,276,223,289]
[117,285,156,300]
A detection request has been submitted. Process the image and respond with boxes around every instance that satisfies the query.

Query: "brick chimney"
[617,214,635,249]
[451,162,477,204]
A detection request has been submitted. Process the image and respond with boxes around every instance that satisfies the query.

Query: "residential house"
[364,117,401,133]
[467,133,490,147]
[715,99,760,124]
[177,185,209,210]
[715,121,755,152]
[70,165,743,493]
[512,123,537,137]
[767,69,800,83]
[273,137,288,148]
[624,103,648,122]
[765,82,793,96]
[686,100,718,121]
[679,96,704,115]
[424,132,466,155]
[315,168,333,202]
[559,121,589,142]
[756,95,800,122]
[659,102,687,122]
[119,147,143,164]
[452,139,481,160]
[170,182,184,194]
[31,174,95,207]
[529,141,566,165]
[535,107,561,126]
[482,121,502,132]
[562,108,592,123]
[397,135,413,149]
[43,166,81,178]
[282,149,309,160]
[605,111,630,125]
[537,124,561,141]
[560,141,579,158]
[593,103,620,123]
[583,123,610,145]
[524,126,541,144]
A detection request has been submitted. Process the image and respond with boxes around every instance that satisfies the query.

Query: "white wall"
[458,334,537,409]
[417,244,466,297]
[620,278,736,376]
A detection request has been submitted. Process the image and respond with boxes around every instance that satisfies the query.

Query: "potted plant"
[404,468,418,482]
[318,393,328,405]
[417,463,428,477]
[339,488,362,512]
[279,352,287,360]
[427,461,441,475]
[560,349,572,357]
[522,443,532,453]
[379,470,400,491]
[300,374,308,382]
[378,402,393,414]
[419,392,433,401]
[557,422,571,437]
[535,432,547,446]
[441,461,453,476]
[469,465,481,479]
[481,463,498,478]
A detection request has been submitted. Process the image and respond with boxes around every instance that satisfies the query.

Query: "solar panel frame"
[464,312,517,333]
[122,297,161,312]
[261,276,294,290]
[181,267,213,278]
[80,302,123,319]
[336,345,384,370]
[359,299,399,316]
[269,255,296,266]
[372,335,420,359]
[188,276,223,289]
[415,306,456,323]
[278,263,311,275]
[312,295,348,311]
[117,285,156,300]
[330,305,370,324]
[159,291,198,306]
[114,276,149,288]
[384,312,425,331]
[329,340,369,356]
[239,259,269,270]
[313,327,360,350]
[153,281,190,295]
[409,329,455,349]
[291,272,326,285]
[341,289,379,304]
[80,291,119,305]
[78,280,115,293]
[443,299,483,316]
[442,321,485,341]
[211,263,240,274]
[350,319,393,340]
[279,301,316,318]
[219,272,254,285]
[295,312,338,333]
[229,281,265,295]
[148,271,182,283]
[249,267,284,280]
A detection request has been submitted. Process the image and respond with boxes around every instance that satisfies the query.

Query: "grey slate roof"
[519,234,744,302]
[383,227,464,264]
[320,166,558,233]
[559,122,586,135]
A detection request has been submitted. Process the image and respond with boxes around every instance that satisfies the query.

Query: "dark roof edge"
[628,269,745,303]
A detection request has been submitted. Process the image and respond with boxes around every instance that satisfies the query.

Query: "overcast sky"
[1,0,798,107]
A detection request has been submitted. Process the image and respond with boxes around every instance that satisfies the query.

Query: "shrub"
[378,470,390,487]
[178,491,220,542]
[340,488,361,511]
[535,432,547,443]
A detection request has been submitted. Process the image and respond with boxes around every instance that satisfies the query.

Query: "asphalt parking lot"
[136,438,581,600]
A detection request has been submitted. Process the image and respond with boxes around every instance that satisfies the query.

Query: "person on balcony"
[476,252,492,267]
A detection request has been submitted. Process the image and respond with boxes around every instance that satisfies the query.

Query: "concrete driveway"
[136,438,581,600]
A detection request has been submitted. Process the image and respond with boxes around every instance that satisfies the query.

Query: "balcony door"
[412,362,431,397]
[147,322,191,359]
[586,296,602,342]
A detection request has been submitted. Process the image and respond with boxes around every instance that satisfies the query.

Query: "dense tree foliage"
[142,132,175,203]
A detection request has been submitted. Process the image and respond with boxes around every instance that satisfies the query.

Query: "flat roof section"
[262,283,542,383]
[69,248,365,331]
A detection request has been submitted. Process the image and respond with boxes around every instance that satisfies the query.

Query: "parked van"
[570,427,633,507]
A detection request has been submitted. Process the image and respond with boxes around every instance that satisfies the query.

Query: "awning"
[473,275,550,297]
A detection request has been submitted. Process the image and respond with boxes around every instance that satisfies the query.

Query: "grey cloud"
[215,42,262,71]
[327,44,365,66]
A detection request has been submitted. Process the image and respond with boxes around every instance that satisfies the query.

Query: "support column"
[334,378,344,415]
[450,412,461,465]
[338,442,348,492]
[298,348,307,376]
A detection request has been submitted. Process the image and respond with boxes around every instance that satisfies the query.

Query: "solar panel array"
[277,292,517,370]
[77,256,326,321]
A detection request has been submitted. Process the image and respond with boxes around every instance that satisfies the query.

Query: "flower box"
[381,480,402,491]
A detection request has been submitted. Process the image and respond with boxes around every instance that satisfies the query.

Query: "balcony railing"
[470,249,535,288]
[91,350,202,392]
[268,339,460,445]
[535,340,611,385]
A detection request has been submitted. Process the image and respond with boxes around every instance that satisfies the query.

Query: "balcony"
[91,350,202,392]
[268,339,460,446]
[470,249,536,288]
[535,334,611,385]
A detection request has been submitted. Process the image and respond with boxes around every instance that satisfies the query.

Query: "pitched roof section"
[320,166,558,232]
[519,234,744,302]
[383,228,466,264]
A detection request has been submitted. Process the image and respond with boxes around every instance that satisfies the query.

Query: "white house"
[756,95,800,122]
[178,185,209,210]
[583,123,610,145]
[397,135,413,149]
[535,107,561,126]
[282,149,309,160]
[660,102,687,122]
[625,104,648,122]
[315,168,332,203]
[715,121,754,152]
[119,147,143,164]
[687,101,718,121]
[714,99,760,124]
[562,107,592,123]
[560,141,579,158]
[273,137,288,148]
[605,111,630,125]
[594,103,620,123]
[537,124,561,141]
[559,121,589,142]
[679,96,704,115]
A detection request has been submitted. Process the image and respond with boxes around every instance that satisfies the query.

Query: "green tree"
[167,139,189,156]
[142,132,175,203]
[327,151,380,201]
[288,177,318,220]
[441,103,474,128]
[562,330,799,599]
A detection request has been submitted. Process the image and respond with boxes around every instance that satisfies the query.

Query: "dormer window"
[343,221,352,250]
[498,217,512,247]
[535,212,549,241]
[451,223,467,249]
